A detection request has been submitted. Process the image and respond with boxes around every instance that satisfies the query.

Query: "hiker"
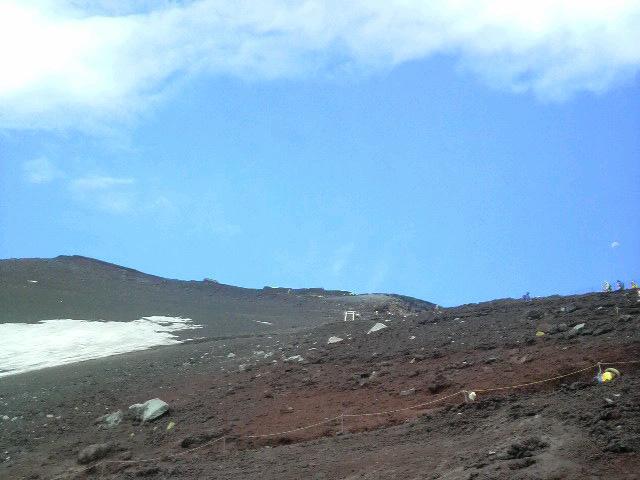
[616,280,625,291]
[603,281,612,292]
[522,292,531,302]
[631,280,639,289]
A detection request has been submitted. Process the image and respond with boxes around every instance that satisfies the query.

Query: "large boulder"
[77,442,115,464]
[128,398,169,422]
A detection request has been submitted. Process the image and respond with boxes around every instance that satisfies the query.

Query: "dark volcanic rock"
[78,442,116,464]
[505,437,548,459]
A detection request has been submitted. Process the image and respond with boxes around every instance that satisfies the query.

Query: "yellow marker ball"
[601,371,614,382]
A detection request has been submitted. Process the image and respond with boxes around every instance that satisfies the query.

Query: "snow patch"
[0,316,201,377]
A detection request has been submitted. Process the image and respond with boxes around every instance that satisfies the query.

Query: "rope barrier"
[343,390,464,417]
[243,417,340,438]
[49,357,638,478]
[473,364,597,393]
[600,360,640,365]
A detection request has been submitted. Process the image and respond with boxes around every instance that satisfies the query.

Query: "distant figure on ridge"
[616,280,625,291]
[631,280,639,289]
[603,281,612,292]
[522,292,531,302]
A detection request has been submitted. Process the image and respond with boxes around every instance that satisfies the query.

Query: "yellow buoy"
[601,371,614,382]
[604,367,621,377]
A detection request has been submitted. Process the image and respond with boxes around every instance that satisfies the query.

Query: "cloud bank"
[1,0,639,129]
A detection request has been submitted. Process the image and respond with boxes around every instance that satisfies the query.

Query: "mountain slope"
[0,288,638,479]
[0,255,434,336]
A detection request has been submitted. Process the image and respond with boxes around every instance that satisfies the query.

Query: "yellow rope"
[474,364,597,393]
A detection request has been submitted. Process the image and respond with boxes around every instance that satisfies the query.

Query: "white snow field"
[0,316,202,377]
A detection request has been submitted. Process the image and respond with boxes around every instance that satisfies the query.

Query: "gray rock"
[573,323,585,331]
[593,326,614,336]
[95,410,123,428]
[77,442,115,464]
[128,398,169,422]
[565,329,579,339]
[400,388,416,396]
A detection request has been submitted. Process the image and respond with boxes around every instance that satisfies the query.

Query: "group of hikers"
[521,280,638,301]
[602,280,638,292]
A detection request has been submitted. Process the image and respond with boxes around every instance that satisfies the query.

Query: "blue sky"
[1,1,639,306]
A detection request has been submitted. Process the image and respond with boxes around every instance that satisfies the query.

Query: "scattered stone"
[618,314,633,322]
[134,466,160,476]
[573,323,585,331]
[181,428,229,449]
[505,437,548,459]
[367,322,388,334]
[508,458,536,470]
[327,336,343,344]
[227,353,236,358]
[605,439,634,453]
[284,355,304,363]
[77,443,116,464]
[560,304,577,313]
[565,329,580,339]
[428,377,451,394]
[569,381,589,391]
[128,398,169,422]
[95,410,123,428]
[400,388,416,396]
[280,406,294,414]
[526,310,543,320]
[593,326,614,336]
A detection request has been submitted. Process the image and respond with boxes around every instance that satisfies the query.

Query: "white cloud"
[611,241,620,248]
[1,0,639,130]
[22,157,62,183]
[69,175,136,213]
[70,175,134,191]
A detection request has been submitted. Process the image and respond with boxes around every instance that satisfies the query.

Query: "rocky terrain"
[1,258,639,479]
